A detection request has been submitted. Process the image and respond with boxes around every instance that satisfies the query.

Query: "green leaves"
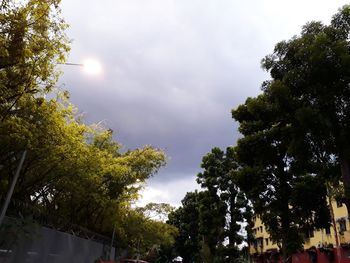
[230,5,350,260]
[0,0,69,119]
[169,147,249,263]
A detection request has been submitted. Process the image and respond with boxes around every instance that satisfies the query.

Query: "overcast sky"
[59,0,349,207]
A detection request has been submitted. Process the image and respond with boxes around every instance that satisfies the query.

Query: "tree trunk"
[281,243,288,263]
[340,157,350,215]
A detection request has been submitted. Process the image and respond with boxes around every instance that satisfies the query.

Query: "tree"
[137,202,175,222]
[0,2,172,258]
[197,147,246,263]
[232,91,331,261]
[260,5,350,213]
[115,208,178,261]
[0,94,166,235]
[0,0,69,120]
[168,148,252,263]
[168,191,202,263]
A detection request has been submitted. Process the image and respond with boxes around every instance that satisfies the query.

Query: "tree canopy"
[260,5,350,211]
[232,62,331,261]
[0,0,174,258]
[168,147,249,263]
[230,5,350,261]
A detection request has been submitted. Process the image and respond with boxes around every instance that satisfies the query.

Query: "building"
[250,200,350,255]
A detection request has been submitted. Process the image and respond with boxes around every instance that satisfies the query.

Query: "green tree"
[168,191,202,263]
[168,148,251,263]
[260,5,350,212]
[0,0,170,253]
[232,92,331,261]
[116,208,177,261]
[0,94,166,235]
[197,147,246,263]
[0,0,69,120]
[137,202,175,221]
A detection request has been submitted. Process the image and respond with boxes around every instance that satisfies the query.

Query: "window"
[260,226,263,232]
[310,230,314,238]
[337,199,343,208]
[339,219,347,232]
[266,238,269,246]
[325,227,331,235]
[305,229,314,238]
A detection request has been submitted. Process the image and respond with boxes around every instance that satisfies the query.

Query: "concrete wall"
[0,217,115,263]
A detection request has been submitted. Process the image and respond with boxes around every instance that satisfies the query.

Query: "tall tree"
[260,5,350,212]
[168,191,202,263]
[0,94,166,235]
[197,147,246,262]
[0,5,175,263]
[232,91,331,262]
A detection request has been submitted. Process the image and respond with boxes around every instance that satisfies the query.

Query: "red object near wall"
[293,252,312,263]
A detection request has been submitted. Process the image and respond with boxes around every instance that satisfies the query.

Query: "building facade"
[250,200,350,255]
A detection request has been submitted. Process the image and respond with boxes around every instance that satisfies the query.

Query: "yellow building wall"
[250,215,279,254]
[332,200,350,245]
[250,200,350,255]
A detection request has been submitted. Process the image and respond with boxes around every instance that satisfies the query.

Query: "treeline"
[0,0,176,260]
[167,5,350,263]
[167,148,251,263]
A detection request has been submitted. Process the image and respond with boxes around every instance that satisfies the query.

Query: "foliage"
[137,202,175,221]
[0,0,69,120]
[168,148,249,263]
[260,5,350,211]
[168,191,202,263]
[227,7,350,260]
[115,208,178,260]
[0,0,171,256]
[232,89,331,259]
[0,92,166,233]
[197,147,248,262]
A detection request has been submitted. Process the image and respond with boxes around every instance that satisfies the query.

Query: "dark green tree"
[232,91,331,261]
[260,5,350,212]
[168,191,202,263]
[197,147,247,263]
[168,149,251,263]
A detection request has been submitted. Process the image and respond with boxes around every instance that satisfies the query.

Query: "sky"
[59,0,349,207]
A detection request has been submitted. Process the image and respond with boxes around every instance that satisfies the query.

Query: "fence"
[0,216,115,263]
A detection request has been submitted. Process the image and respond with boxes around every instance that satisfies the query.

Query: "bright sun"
[82,59,102,75]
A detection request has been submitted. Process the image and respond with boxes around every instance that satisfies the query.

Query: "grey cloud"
[59,0,350,203]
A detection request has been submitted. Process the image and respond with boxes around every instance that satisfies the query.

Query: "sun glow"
[82,59,102,75]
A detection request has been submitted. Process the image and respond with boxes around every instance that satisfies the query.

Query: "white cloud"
[137,175,200,207]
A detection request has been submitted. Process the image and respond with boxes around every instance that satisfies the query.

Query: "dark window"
[260,226,263,232]
[337,199,343,207]
[305,229,314,238]
[310,230,314,238]
[266,238,269,245]
[339,219,347,232]
[325,227,331,235]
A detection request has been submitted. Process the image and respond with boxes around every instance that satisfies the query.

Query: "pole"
[59,62,84,67]
[110,224,116,261]
[326,184,341,263]
[0,150,27,228]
